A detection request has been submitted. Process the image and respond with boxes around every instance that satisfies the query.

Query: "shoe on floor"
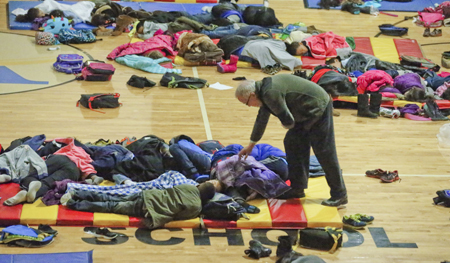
[38,224,58,236]
[276,188,305,199]
[322,195,348,207]
[423,28,431,37]
[365,169,388,179]
[84,227,118,240]
[353,213,374,224]
[430,28,442,37]
[343,215,367,230]
[380,170,400,183]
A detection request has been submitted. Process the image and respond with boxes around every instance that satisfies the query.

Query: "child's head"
[15,7,45,22]
[325,57,342,68]
[136,20,145,34]
[197,182,216,205]
[286,41,309,56]
[90,13,110,26]
[49,9,64,18]
[404,86,426,102]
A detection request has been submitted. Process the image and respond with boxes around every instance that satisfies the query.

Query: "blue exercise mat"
[0,66,49,85]
[304,0,445,12]
[8,1,140,30]
[0,250,93,263]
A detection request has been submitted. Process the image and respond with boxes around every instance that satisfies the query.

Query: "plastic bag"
[437,123,450,148]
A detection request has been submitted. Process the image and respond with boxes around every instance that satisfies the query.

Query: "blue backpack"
[57,29,97,44]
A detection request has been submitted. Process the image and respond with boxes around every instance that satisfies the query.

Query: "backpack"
[53,54,84,74]
[0,225,55,248]
[378,24,408,36]
[299,227,343,253]
[201,193,247,221]
[79,62,115,81]
[57,28,97,44]
[160,73,207,89]
[77,93,121,113]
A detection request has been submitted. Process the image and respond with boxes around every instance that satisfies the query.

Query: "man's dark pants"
[284,101,347,199]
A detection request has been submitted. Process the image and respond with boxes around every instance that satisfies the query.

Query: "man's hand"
[238,143,256,160]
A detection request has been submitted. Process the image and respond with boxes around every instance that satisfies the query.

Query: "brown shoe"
[423,28,431,37]
[430,28,442,37]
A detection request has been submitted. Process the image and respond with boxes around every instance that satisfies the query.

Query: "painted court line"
[345,173,450,178]
[192,67,213,140]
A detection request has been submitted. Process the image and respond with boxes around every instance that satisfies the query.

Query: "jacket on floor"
[304,31,352,59]
[0,145,47,182]
[107,35,177,60]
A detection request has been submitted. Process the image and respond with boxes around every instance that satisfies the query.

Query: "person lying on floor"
[3,154,102,206]
[13,0,95,24]
[285,31,353,59]
[218,35,302,75]
[65,181,216,229]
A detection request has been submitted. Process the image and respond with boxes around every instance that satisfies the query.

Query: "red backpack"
[79,62,115,81]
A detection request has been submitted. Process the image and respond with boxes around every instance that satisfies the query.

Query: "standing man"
[235,74,347,206]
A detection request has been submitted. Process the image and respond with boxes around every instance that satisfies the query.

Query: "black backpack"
[201,193,247,221]
[77,93,121,113]
[160,73,207,89]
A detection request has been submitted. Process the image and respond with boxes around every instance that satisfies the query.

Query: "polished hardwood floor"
[1,0,450,262]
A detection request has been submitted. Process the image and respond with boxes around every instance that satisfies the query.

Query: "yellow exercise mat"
[94,212,130,227]
[302,177,342,228]
[237,199,272,229]
[370,38,400,64]
[336,96,422,108]
[20,199,58,225]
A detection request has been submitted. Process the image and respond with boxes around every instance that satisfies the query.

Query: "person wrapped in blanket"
[14,0,95,26]
[64,175,216,229]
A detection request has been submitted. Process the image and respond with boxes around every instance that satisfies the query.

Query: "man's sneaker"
[321,195,348,207]
[276,188,305,199]
[353,213,374,224]
[84,227,118,240]
[365,169,387,179]
[343,215,367,230]
[380,170,400,183]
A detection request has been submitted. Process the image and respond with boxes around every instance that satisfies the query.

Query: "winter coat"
[107,35,177,60]
[393,73,425,94]
[52,137,96,179]
[356,70,394,93]
[88,144,134,179]
[215,155,290,199]
[176,32,221,57]
[304,32,352,59]
[115,55,181,74]
[111,135,166,182]
[0,145,48,182]
[142,184,201,228]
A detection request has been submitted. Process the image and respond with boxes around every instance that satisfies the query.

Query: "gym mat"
[0,66,49,85]
[0,177,341,229]
[304,0,446,12]
[0,250,93,263]
[9,1,235,30]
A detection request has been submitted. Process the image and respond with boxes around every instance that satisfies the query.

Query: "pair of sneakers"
[342,214,375,229]
[365,169,401,183]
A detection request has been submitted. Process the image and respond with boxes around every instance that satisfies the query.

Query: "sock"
[92,175,104,185]
[0,174,12,183]
[27,181,42,203]
[4,190,27,206]
[124,179,136,185]
[60,191,73,206]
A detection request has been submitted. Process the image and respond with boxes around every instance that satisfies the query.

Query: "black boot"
[244,240,272,259]
[357,94,378,118]
[369,93,382,116]
[276,250,304,263]
[276,235,297,257]
[424,98,449,121]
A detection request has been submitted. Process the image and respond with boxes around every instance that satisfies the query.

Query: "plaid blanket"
[66,170,197,196]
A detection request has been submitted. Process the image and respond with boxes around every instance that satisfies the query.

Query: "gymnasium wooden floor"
[1,0,450,262]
